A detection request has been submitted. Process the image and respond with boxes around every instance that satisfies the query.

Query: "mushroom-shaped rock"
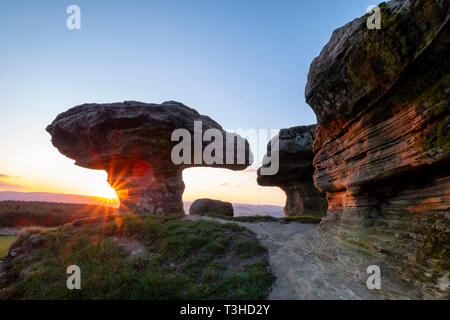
[189,198,234,217]
[257,125,327,217]
[46,101,252,215]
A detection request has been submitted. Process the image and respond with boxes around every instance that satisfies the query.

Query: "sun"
[85,177,119,200]
[98,185,119,200]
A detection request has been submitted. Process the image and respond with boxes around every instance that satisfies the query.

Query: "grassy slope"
[0,236,17,257]
[0,214,275,300]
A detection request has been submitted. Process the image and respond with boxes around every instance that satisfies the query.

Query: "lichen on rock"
[305,0,449,297]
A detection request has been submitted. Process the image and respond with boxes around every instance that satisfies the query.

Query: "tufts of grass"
[0,214,274,300]
[0,236,17,257]
[236,240,267,259]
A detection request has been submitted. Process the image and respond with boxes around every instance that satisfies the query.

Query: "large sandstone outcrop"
[306,0,449,297]
[47,101,252,215]
[257,125,327,217]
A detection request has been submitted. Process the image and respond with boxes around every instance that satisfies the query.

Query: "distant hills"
[0,191,119,207]
[0,191,284,217]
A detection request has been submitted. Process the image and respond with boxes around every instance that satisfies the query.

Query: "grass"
[0,200,117,227]
[236,240,267,259]
[0,214,275,300]
[0,200,321,228]
[0,236,17,257]
[191,212,322,224]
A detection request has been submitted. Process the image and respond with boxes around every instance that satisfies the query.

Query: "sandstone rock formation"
[306,0,449,297]
[257,125,327,217]
[46,101,252,215]
[189,198,234,217]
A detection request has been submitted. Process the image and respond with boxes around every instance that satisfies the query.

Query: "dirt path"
[185,215,422,300]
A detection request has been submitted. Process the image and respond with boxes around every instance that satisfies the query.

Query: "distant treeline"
[0,201,117,227]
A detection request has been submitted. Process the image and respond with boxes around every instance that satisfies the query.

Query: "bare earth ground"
[185,215,423,300]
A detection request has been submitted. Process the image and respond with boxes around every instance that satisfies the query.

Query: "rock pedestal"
[257,125,327,217]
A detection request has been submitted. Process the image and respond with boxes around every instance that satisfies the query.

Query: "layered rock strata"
[306,0,449,297]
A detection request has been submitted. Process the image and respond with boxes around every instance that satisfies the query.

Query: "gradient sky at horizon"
[0,0,377,205]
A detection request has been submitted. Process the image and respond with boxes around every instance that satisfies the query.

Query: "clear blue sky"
[0,0,378,203]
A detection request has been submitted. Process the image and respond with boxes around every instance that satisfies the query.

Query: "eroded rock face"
[257,125,327,217]
[47,101,252,215]
[189,198,234,217]
[306,0,449,297]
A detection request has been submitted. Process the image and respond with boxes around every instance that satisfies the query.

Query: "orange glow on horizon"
[182,167,285,206]
[1,166,285,207]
